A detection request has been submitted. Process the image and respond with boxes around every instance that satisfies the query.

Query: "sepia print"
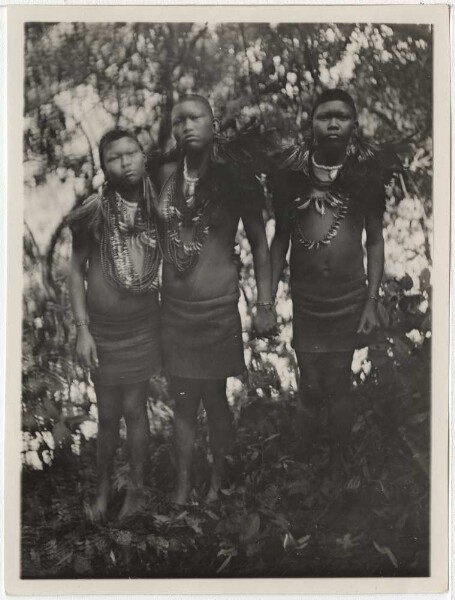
[5,4,450,595]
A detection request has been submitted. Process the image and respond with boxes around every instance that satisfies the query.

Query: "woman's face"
[171,100,214,153]
[102,137,145,187]
[312,100,357,153]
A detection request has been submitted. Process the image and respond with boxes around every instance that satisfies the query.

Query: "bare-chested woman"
[67,129,161,520]
[156,95,276,504]
[271,89,386,472]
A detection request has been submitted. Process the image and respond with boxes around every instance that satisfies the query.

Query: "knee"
[123,401,147,423]
[203,394,231,424]
[98,410,121,429]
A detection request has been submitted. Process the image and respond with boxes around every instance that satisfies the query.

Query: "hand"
[253,305,277,338]
[75,328,99,369]
[357,300,381,336]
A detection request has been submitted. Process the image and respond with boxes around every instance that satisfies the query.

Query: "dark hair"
[311,89,357,119]
[98,128,144,172]
[173,94,214,118]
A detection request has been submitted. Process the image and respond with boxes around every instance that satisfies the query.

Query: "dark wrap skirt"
[161,292,245,379]
[291,276,367,353]
[89,300,162,386]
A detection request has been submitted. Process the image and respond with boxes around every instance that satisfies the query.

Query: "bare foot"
[85,495,108,522]
[169,483,191,506]
[205,486,220,504]
[118,488,145,520]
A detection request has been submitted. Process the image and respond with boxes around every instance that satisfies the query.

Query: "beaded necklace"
[160,164,216,273]
[183,157,199,209]
[311,154,342,181]
[99,177,160,292]
[292,154,350,250]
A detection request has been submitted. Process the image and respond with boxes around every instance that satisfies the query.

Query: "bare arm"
[270,211,292,298]
[365,213,385,298]
[68,242,99,369]
[242,207,276,335]
[357,212,385,334]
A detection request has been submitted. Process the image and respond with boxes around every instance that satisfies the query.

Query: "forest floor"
[21,349,430,580]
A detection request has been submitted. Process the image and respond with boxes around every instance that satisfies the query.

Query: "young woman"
[155,95,276,505]
[271,89,392,473]
[67,128,161,520]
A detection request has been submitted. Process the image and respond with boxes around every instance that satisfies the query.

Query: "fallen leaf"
[373,541,398,568]
[283,532,295,551]
[113,530,133,546]
[240,512,261,542]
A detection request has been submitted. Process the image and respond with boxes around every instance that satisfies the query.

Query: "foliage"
[21,21,432,578]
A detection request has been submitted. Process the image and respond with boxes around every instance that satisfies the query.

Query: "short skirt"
[291,276,367,353]
[161,292,245,380]
[88,305,162,386]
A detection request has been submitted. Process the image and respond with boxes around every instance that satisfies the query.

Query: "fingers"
[357,319,377,336]
[356,319,365,334]
[76,344,99,370]
[92,344,100,368]
[90,344,100,370]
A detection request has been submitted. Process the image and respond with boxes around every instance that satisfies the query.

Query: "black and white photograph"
[4,4,450,594]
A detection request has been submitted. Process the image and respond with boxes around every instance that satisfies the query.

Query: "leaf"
[42,397,60,421]
[283,532,295,550]
[336,533,360,551]
[52,421,73,447]
[153,514,170,525]
[287,480,311,496]
[377,303,390,328]
[373,541,398,568]
[270,512,290,531]
[219,486,236,496]
[216,552,235,574]
[73,555,91,574]
[406,411,428,426]
[346,476,361,491]
[295,534,311,550]
[284,532,310,552]
[419,267,431,291]
[240,512,261,543]
[183,514,203,535]
[204,510,219,520]
[109,550,116,565]
[113,530,133,546]
[246,540,265,557]
[392,337,412,361]
[400,274,414,291]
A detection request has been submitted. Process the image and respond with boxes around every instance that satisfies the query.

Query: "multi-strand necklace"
[100,179,160,292]
[160,163,215,273]
[183,157,199,209]
[292,154,350,250]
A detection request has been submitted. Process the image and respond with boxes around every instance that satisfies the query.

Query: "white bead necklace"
[311,154,343,181]
[183,157,199,209]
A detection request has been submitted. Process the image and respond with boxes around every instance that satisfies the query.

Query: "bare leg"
[92,384,122,520]
[202,379,232,503]
[322,352,354,477]
[295,352,323,462]
[170,377,201,505]
[118,380,150,519]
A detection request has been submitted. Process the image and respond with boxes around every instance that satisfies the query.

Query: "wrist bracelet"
[367,295,379,302]
[75,319,90,328]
